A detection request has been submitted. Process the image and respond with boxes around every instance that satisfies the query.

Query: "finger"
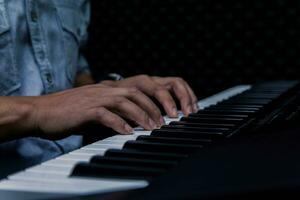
[183,82,199,112]
[153,88,178,118]
[102,87,163,125]
[126,88,164,126]
[94,107,133,134]
[107,97,157,130]
[164,78,193,116]
[134,76,178,118]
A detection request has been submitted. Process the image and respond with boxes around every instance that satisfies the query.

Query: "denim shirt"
[0,0,90,177]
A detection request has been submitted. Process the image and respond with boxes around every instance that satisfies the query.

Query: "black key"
[212,104,264,109]
[236,94,280,99]
[169,121,236,128]
[222,98,271,105]
[124,140,203,154]
[222,99,272,105]
[151,129,224,139]
[105,149,188,161]
[207,106,261,111]
[249,88,289,93]
[137,135,212,146]
[160,125,230,133]
[199,109,256,115]
[237,93,281,98]
[246,92,283,96]
[189,113,249,118]
[204,104,263,112]
[71,162,165,180]
[230,95,277,100]
[180,116,244,124]
[90,156,177,170]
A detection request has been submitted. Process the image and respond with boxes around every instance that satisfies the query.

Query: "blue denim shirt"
[0,0,90,176]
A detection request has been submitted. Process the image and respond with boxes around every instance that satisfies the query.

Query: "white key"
[9,171,148,185]
[85,143,124,149]
[70,148,107,155]
[56,153,95,161]
[132,130,151,136]
[26,165,72,176]
[9,171,67,181]
[0,179,148,194]
[88,140,129,146]
[42,159,79,167]
[103,135,139,141]
[164,112,184,125]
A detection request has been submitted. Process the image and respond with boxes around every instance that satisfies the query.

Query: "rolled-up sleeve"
[77,0,91,75]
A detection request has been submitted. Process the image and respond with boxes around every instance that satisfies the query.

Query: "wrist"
[17,97,39,137]
[0,97,38,140]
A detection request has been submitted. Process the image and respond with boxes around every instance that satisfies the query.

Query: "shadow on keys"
[47,126,300,200]
[0,123,117,180]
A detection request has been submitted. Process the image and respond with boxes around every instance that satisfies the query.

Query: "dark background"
[85,0,299,99]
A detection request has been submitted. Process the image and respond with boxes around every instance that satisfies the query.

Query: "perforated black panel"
[85,0,300,97]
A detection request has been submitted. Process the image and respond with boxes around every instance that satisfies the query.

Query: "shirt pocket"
[54,1,83,84]
[0,10,20,96]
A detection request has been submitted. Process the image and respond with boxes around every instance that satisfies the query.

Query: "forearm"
[0,97,36,142]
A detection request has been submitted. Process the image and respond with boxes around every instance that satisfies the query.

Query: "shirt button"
[40,52,45,60]
[46,73,53,84]
[31,11,38,22]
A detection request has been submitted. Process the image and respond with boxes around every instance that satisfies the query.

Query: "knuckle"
[176,77,184,82]
[178,96,189,105]
[95,108,107,118]
[111,118,125,129]
[154,87,167,96]
[153,90,162,98]
[114,96,126,105]
[178,95,186,101]
[142,112,149,123]
[156,85,166,90]
[127,87,139,94]
[111,117,122,125]
[171,77,184,83]
[121,122,128,129]
[118,87,128,93]
[138,74,150,80]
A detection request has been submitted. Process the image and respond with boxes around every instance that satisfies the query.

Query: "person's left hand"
[102,75,198,117]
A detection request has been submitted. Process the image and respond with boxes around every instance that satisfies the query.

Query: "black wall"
[85,0,300,98]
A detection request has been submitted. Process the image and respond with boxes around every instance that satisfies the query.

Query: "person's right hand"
[30,84,163,139]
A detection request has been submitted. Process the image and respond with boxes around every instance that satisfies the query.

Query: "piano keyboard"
[0,81,298,195]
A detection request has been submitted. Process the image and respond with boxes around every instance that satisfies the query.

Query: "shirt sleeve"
[77,0,91,75]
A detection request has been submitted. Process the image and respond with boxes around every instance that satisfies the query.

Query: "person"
[0,0,198,176]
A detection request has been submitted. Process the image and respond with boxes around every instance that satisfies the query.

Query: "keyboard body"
[0,80,299,200]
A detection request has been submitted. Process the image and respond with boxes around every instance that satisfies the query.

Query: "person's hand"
[30,84,163,139]
[102,75,198,117]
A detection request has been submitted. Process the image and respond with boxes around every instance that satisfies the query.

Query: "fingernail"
[193,104,199,112]
[149,118,156,129]
[124,124,133,134]
[188,105,193,114]
[160,116,166,125]
[172,107,178,117]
